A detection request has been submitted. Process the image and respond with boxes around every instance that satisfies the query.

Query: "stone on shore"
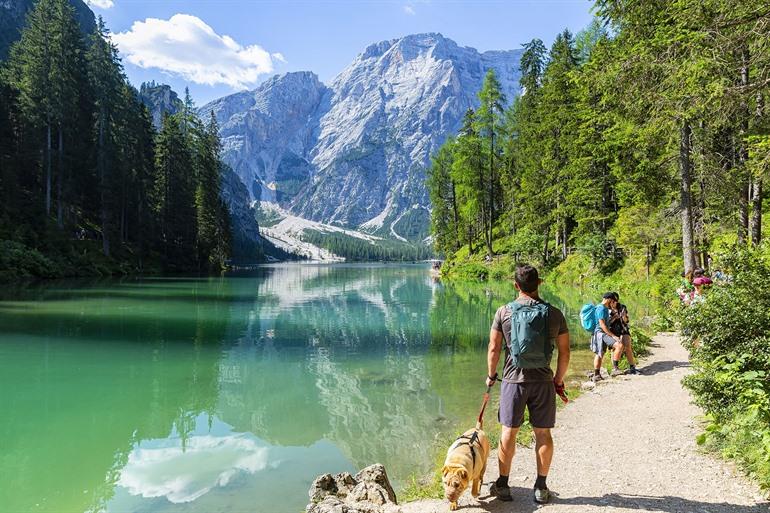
[307,464,400,513]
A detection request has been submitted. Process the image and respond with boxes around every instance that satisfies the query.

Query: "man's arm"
[554,331,570,385]
[486,328,503,386]
[599,318,620,342]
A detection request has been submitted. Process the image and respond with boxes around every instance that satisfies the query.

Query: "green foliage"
[0,3,243,280]
[680,244,770,489]
[430,1,770,304]
[0,240,55,280]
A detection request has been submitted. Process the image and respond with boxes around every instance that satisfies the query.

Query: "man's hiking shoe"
[610,368,624,377]
[534,487,551,504]
[628,367,640,375]
[490,482,513,501]
[591,373,604,383]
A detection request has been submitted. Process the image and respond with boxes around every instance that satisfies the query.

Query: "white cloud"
[113,14,280,89]
[403,5,416,15]
[118,434,270,503]
[86,0,114,8]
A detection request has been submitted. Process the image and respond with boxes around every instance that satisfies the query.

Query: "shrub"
[680,244,770,490]
[0,240,56,280]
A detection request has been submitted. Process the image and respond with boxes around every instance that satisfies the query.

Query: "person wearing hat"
[590,292,625,381]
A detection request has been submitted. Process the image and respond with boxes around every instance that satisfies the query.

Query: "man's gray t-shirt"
[491,297,569,383]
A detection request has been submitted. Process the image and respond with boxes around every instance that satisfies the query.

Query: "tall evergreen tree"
[475,69,506,256]
[86,16,124,255]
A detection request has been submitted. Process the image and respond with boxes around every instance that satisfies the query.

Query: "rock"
[581,380,596,391]
[309,474,339,502]
[138,82,182,130]
[354,464,397,504]
[306,464,400,513]
[307,496,351,513]
[333,472,357,498]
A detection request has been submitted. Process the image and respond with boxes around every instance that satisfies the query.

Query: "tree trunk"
[680,121,697,274]
[561,220,567,260]
[698,171,708,268]
[99,109,110,256]
[751,178,762,244]
[45,123,51,216]
[451,180,459,251]
[488,129,495,257]
[57,127,63,228]
[645,245,651,281]
[542,225,550,266]
[738,47,750,244]
[467,224,473,255]
[750,92,764,245]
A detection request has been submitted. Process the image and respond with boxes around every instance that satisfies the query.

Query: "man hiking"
[590,292,625,381]
[608,292,639,375]
[486,264,570,504]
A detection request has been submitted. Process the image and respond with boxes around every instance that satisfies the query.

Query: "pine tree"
[195,112,230,270]
[475,69,506,256]
[154,113,196,268]
[426,137,458,255]
[86,16,124,255]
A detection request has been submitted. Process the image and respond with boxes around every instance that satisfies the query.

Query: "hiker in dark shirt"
[486,264,570,505]
[590,292,625,380]
[609,292,638,375]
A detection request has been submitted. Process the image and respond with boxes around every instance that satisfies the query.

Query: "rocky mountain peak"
[203,34,524,241]
[138,82,181,129]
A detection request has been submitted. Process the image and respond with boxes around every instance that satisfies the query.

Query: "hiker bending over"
[590,292,625,381]
[486,264,570,505]
[608,292,638,375]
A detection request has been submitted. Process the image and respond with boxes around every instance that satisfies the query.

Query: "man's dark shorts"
[499,381,556,429]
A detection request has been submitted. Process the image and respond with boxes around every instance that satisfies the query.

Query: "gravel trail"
[402,333,769,513]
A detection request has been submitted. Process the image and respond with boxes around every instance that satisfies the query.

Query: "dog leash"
[477,385,492,425]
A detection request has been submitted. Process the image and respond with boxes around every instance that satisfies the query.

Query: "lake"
[0,263,638,513]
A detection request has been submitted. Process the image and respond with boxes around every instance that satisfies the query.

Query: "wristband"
[488,373,498,381]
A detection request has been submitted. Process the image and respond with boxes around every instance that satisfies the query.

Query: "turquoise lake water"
[0,263,635,513]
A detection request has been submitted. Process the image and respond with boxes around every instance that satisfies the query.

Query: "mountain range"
[201,33,523,243]
[1,0,525,255]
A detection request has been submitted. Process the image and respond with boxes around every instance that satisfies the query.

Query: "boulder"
[354,464,397,504]
[309,473,339,502]
[306,464,400,513]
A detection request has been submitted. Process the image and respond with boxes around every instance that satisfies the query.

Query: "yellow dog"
[441,419,490,510]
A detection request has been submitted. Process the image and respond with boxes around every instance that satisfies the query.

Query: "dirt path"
[402,333,769,513]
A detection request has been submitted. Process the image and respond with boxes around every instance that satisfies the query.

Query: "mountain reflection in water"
[0,264,633,513]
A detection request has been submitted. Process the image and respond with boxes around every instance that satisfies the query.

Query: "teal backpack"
[505,301,551,368]
[580,303,597,332]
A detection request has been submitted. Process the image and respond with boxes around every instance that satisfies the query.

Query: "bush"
[680,244,770,490]
[0,240,56,280]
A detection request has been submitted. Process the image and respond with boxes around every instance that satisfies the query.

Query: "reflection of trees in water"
[215,265,449,479]
[0,278,229,513]
[429,280,503,350]
[6,266,575,511]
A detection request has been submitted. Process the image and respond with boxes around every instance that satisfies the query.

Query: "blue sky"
[88,0,595,105]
